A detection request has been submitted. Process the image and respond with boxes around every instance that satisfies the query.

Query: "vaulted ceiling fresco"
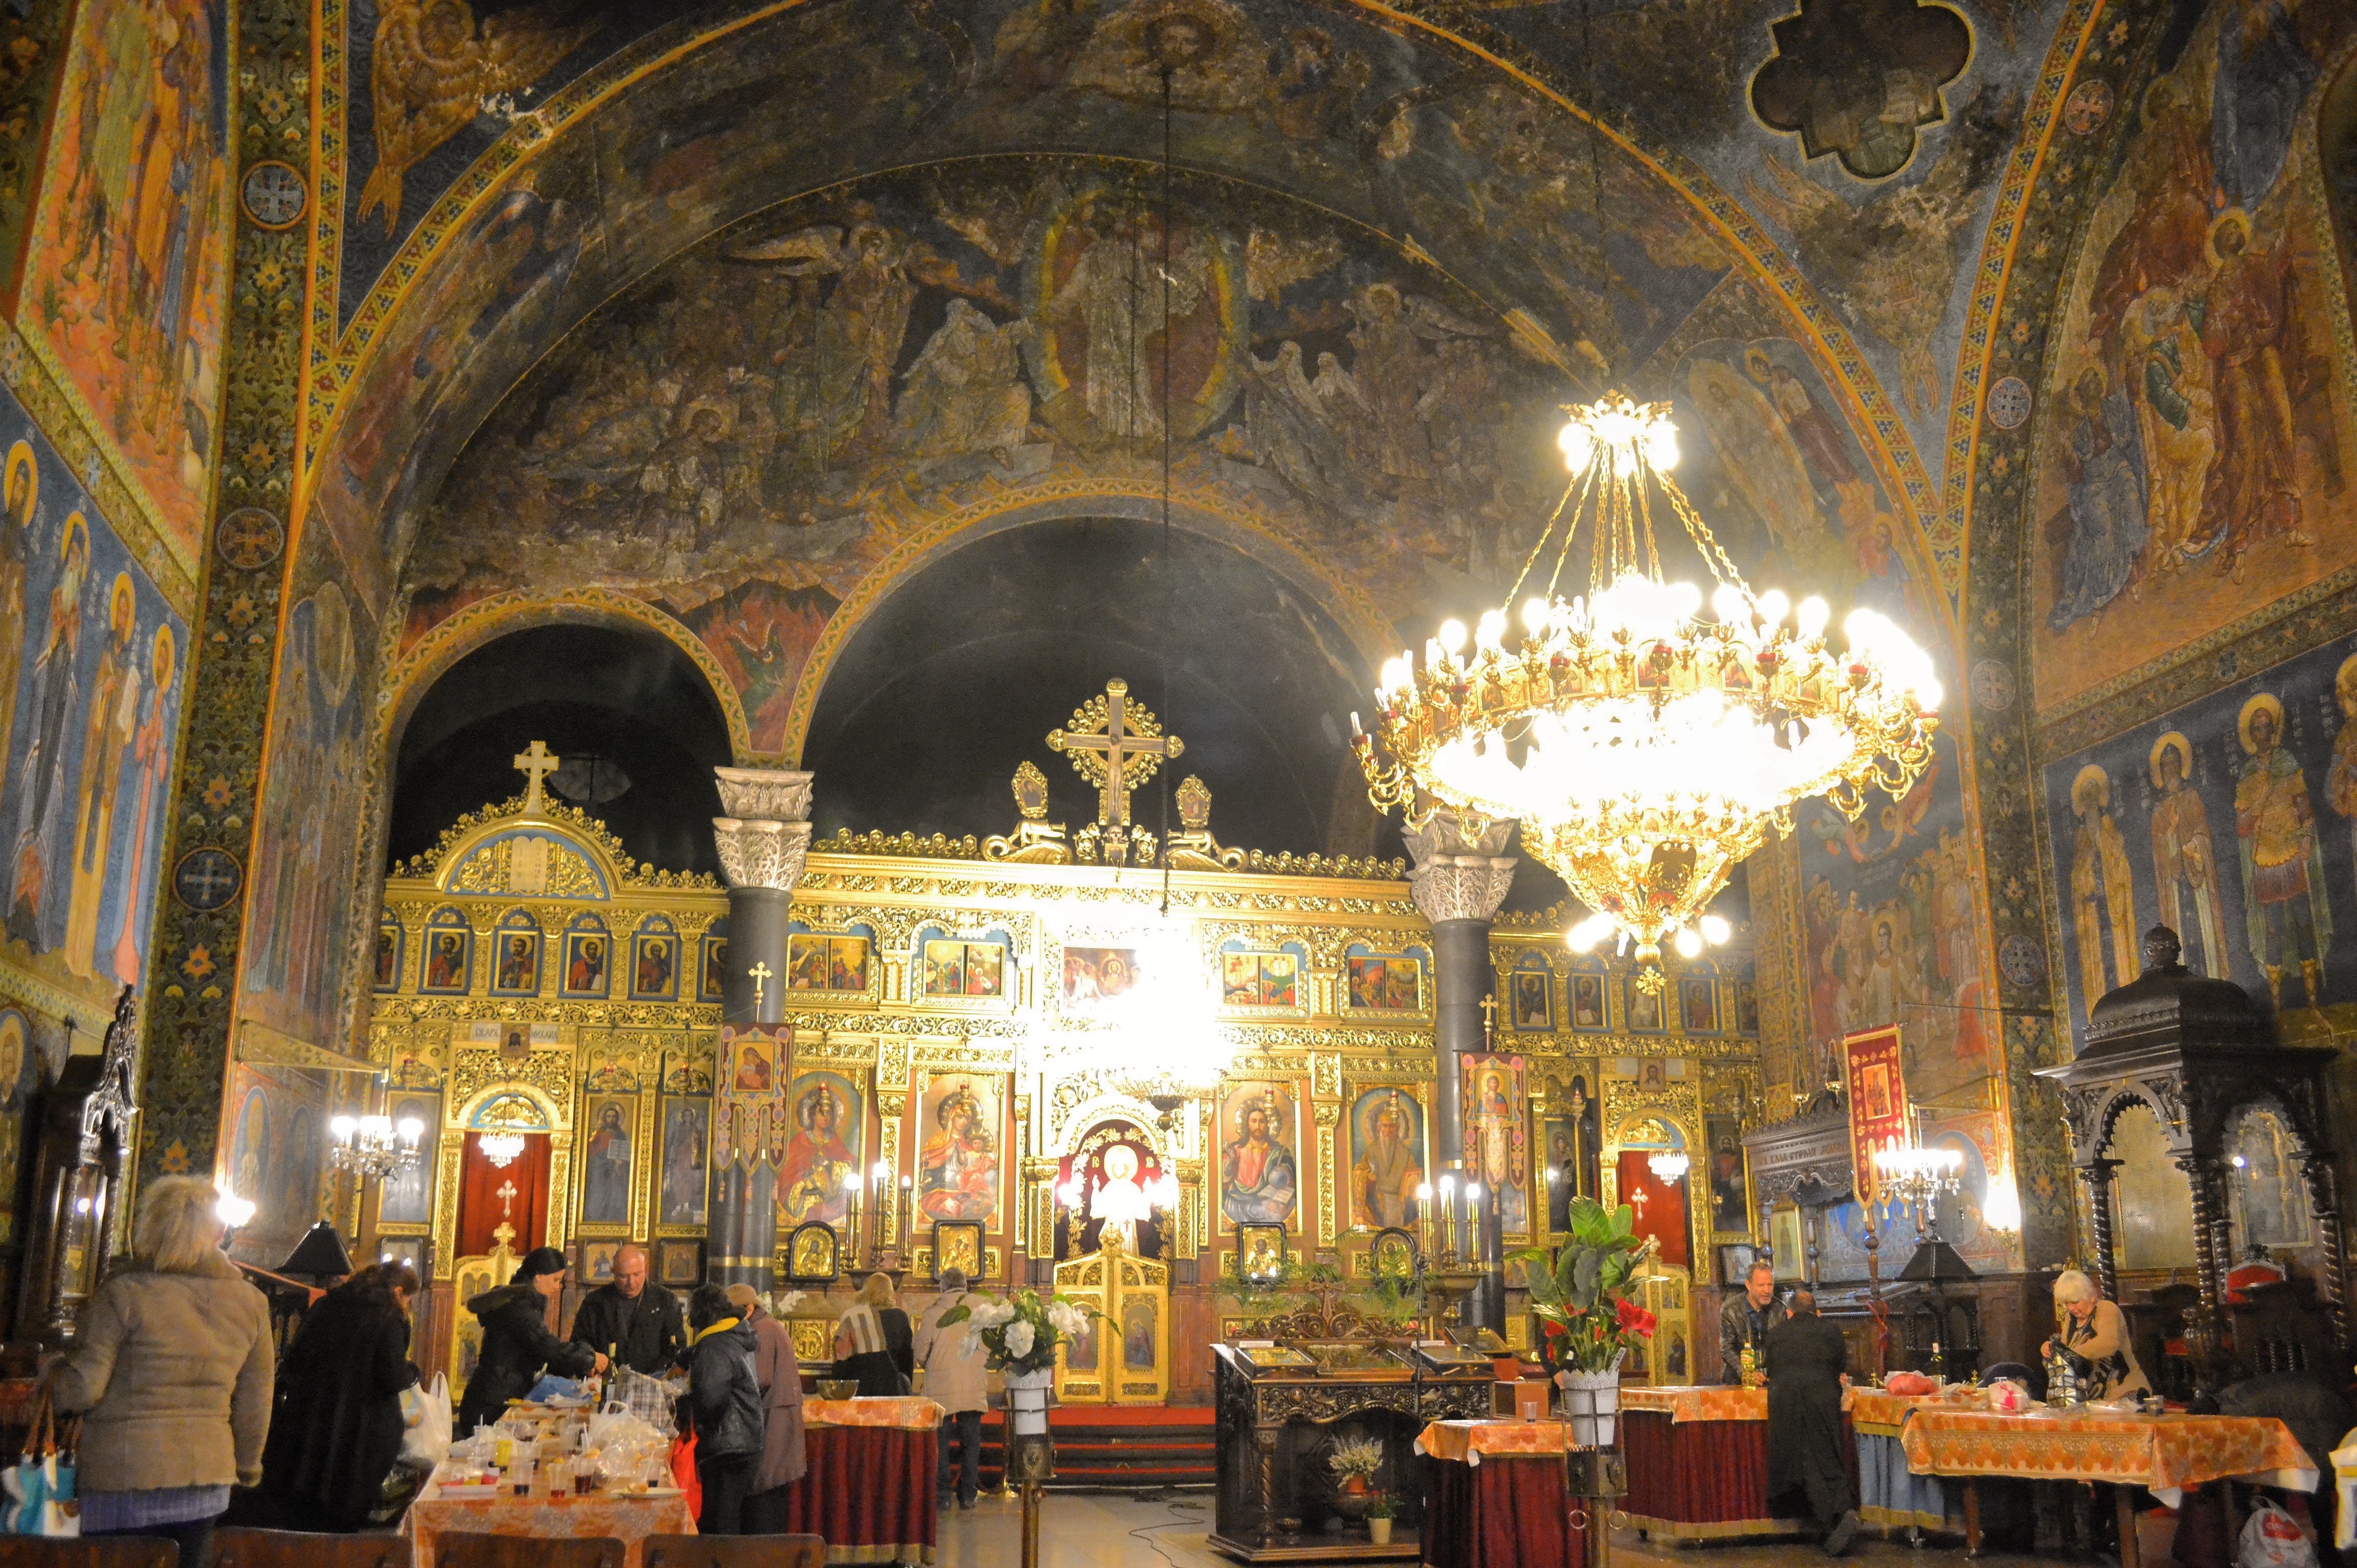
[89,0,2354,1246]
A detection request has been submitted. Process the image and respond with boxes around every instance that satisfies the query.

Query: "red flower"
[1615,1298,1657,1339]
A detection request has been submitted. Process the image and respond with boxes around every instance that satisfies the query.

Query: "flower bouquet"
[937,1287,1094,1375]
[1326,1435,1383,1495]
[1512,1196,1656,1445]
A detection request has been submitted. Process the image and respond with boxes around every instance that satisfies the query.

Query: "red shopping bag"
[668,1432,702,1518]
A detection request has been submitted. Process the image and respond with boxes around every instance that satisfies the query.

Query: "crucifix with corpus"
[1048,678,1184,829]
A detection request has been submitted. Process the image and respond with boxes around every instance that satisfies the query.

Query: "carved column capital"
[712,766,814,892]
[1406,810,1517,925]
[713,818,814,892]
[715,766,814,823]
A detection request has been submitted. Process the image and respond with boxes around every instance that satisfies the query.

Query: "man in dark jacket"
[1764,1290,1859,1558]
[569,1243,685,1375]
[684,1283,764,1535]
[456,1247,607,1435]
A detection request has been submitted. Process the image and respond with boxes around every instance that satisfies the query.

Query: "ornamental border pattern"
[135,0,313,1180]
[1958,0,2179,1268]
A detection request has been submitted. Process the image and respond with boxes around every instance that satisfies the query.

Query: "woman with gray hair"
[913,1269,986,1509]
[2042,1268,2149,1399]
[50,1176,275,1562]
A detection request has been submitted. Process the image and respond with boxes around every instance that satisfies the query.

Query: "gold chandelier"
[1352,392,1940,979]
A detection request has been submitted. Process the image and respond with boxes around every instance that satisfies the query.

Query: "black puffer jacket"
[685,1319,764,1462]
[456,1281,598,1435]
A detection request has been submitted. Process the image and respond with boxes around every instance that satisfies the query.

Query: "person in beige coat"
[911,1269,988,1509]
[726,1284,806,1533]
[2041,1268,2151,1400]
[51,1177,274,1563]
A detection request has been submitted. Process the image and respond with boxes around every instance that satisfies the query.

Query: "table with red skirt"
[780,1397,944,1565]
[1413,1421,1589,1568]
[1619,1386,1864,1542]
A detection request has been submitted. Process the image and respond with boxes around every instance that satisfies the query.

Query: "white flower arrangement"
[1327,1436,1384,1479]
[937,1286,1096,1375]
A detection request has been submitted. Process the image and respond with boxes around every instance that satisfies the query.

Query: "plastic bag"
[589,1406,666,1452]
[669,1432,701,1516]
[527,1374,587,1404]
[400,1372,453,1470]
[2,1392,78,1537]
[2238,1497,2318,1568]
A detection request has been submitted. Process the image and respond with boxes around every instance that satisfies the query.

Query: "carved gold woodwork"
[375,779,1769,1342]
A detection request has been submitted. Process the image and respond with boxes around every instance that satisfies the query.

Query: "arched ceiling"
[299,0,2094,654]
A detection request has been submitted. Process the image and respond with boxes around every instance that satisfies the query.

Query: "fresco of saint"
[2234,693,2330,1010]
[2147,731,2228,976]
[2069,764,2139,1016]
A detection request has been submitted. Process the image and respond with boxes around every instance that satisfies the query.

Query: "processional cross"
[514,740,561,815]
[1048,678,1184,829]
[748,961,773,1009]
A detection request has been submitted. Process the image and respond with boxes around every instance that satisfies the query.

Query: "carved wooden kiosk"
[12,987,138,1347]
[2036,926,2348,1387]
[1210,1285,1491,1563]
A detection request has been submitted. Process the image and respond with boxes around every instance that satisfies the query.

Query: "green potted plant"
[1511,1196,1656,1446]
[1364,1492,1398,1546]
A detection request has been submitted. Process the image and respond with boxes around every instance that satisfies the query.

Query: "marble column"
[1408,811,1517,1332]
[710,767,813,1288]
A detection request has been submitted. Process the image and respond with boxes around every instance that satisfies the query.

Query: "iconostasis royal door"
[1052,1237,1170,1405]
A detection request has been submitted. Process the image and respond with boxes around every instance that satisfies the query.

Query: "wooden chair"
[210,1529,407,1568]
[0,1540,179,1568]
[642,1535,826,1568]
[429,1533,625,1568]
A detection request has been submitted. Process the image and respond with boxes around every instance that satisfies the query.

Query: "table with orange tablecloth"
[402,1473,699,1568]
[1900,1407,2317,1568]
[1412,1421,1587,1568]
[1618,1385,1859,1542]
[783,1397,944,1565]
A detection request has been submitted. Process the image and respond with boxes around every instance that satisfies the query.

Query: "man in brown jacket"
[51,1178,275,1563]
[726,1284,806,1533]
[912,1268,987,1509]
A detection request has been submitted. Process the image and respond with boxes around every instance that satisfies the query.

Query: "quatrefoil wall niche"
[1750,0,1973,180]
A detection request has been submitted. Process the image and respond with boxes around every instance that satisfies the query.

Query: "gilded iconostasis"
[0,0,2350,1353]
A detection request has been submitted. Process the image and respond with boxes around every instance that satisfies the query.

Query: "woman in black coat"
[455,1247,607,1435]
[684,1284,764,1536]
[258,1261,422,1531]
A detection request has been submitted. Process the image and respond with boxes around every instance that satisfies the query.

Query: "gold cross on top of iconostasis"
[514,739,561,815]
[1048,678,1184,830]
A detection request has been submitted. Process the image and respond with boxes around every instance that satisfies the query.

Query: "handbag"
[399,1372,453,1470]
[2,1389,79,1537]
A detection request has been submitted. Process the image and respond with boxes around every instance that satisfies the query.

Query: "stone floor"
[928,1490,2091,1568]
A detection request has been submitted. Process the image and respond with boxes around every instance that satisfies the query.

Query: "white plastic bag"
[2238,1497,2318,1568]
[399,1372,453,1470]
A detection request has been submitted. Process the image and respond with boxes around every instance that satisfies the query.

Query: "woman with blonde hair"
[50,1177,274,1562]
[2041,1268,2149,1399]
[832,1273,914,1396]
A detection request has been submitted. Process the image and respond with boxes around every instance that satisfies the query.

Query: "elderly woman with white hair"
[2042,1268,2150,1399]
[49,1176,275,1562]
